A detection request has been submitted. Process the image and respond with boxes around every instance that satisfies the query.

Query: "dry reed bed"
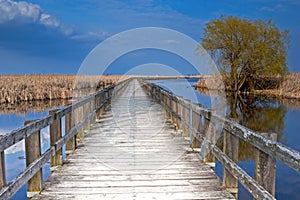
[277,73,300,99]
[194,73,300,99]
[0,75,121,105]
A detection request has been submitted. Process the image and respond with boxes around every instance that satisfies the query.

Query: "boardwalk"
[32,80,234,200]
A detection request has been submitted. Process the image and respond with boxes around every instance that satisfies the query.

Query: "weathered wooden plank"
[50,109,62,167]
[32,193,234,200]
[34,79,234,200]
[142,80,285,200]
[65,112,75,154]
[0,148,55,200]
[216,116,300,173]
[25,120,42,193]
[0,151,5,189]
[191,103,201,148]
[211,145,275,200]
[222,129,239,197]
[0,115,53,152]
[254,133,277,197]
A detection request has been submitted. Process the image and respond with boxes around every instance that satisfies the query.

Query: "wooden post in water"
[49,109,62,167]
[24,120,42,197]
[0,151,5,189]
[65,112,75,155]
[254,133,277,197]
[203,111,216,166]
[222,119,239,198]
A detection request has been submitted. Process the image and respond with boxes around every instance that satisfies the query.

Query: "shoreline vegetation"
[0,73,299,110]
[0,74,121,105]
[193,73,300,100]
[0,74,206,107]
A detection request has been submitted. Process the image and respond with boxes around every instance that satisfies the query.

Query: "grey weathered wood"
[255,133,277,197]
[215,116,300,173]
[56,111,96,151]
[0,151,5,189]
[183,99,191,138]
[74,107,83,144]
[65,112,75,154]
[0,116,53,152]
[203,111,215,163]
[211,145,275,200]
[191,103,201,148]
[222,128,239,197]
[0,148,55,200]
[33,79,234,200]
[141,80,279,200]
[0,78,131,200]
[25,120,42,194]
[50,109,62,167]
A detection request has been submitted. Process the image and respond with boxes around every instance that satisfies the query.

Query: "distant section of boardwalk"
[32,80,234,200]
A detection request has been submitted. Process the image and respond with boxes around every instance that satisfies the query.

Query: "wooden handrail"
[141,79,300,200]
[0,78,131,199]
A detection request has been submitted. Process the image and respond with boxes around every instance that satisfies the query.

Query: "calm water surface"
[0,100,70,200]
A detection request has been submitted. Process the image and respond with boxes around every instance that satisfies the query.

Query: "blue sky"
[0,0,300,75]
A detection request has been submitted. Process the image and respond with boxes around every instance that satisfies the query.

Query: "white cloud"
[0,0,72,34]
[260,4,285,12]
[0,0,41,23]
[71,31,110,40]
[40,13,59,27]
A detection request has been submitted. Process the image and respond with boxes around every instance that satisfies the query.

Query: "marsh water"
[1,79,300,199]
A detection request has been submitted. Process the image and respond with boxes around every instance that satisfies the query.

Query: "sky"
[0,0,300,75]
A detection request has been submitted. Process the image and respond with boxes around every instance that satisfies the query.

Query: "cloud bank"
[0,0,70,34]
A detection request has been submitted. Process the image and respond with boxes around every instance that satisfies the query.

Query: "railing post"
[83,102,90,132]
[254,133,277,197]
[203,111,216,162]
[24,120,42,197]
[65,112,75,155]
[0,151,5,190]
[49,109,62,167]
[175,97,180,129]
[222,119,239,198]
[177,96,183,129]
[182,99,191,137]
[163,93,169,118]
[191,103,201,148]
[76,106,84,143]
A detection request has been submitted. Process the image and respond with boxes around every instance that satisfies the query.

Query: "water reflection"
[0,99,70,115]
[224,92,288,162]
[0,99,67,200]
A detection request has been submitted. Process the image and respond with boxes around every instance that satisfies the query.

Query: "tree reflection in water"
[227,92,287,161]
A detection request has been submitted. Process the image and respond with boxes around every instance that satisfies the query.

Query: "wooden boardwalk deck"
[32,80,234,200]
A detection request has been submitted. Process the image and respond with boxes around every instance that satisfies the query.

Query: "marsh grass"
[0,74,120,105]
[194,73,300,99]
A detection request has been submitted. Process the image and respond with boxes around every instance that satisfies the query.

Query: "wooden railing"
[0,78,131,199]
[141,79,300,200]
